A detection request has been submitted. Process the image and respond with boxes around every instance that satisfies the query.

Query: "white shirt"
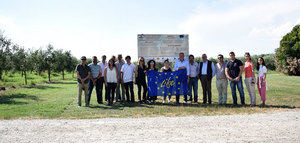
[174,59,190,75]
[106,67,117,83]
[258,65,268,89]
[189,62,199,77]
[121,63,136,83]
[258,65,267,78]
[98,62,108,77]
[199,61,215,77]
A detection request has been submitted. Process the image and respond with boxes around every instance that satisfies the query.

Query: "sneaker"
[78,105,81,107]
[148,100,151,104]
[162,100,165,103]
[183,101,187,104]
[168,99,171,103]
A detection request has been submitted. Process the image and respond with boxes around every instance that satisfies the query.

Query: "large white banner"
[137,34,189,62]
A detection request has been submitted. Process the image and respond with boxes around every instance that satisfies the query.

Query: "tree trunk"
[62,70,65,80]
[48,69,51,82]
[21,71,23,77]
[24,70,27,85]
[0,70,2,80]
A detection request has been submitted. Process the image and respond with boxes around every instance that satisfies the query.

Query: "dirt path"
[0,111,299,143]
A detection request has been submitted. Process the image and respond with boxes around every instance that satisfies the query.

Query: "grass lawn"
[0,71,299,119]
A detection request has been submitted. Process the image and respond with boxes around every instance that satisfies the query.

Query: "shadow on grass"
[0,93,39,105]
[93,101,299,109]
[23,85,60,89]
[152,102,299,109]
[51,81,77,85]
[89,102,153,110]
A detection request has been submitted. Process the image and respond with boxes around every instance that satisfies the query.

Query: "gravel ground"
[0,111,299,143]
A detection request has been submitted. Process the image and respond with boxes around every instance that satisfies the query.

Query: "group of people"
[75,51,268,107]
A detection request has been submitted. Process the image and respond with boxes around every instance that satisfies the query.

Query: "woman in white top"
[104,58,119,106]
[256,57,267,107]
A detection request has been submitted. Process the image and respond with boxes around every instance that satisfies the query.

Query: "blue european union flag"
[147,69,188,97]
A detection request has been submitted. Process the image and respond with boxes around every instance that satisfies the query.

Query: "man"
[75,56,91,107]
[174,52,189,104]
[121,56,136,103]
[215,54,228,105]
[225,52,245,105]
[87,56,102,104]
[99,55,108,102]
[188,54,199,103]
[198,54,215,104]
[116,54,125,102]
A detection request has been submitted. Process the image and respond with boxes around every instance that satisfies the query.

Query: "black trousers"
[87,78,102,104]
[200,75,212,104]
[99,77,108,101]
[106,83,117,104]
[124,82,135,102]
[175,95,188,103]
[137,80,147,102]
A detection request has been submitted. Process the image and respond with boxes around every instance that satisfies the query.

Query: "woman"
[104,58,119,106]
[135,57,147,103]
[160,59,172,103]
[147,59,158,104]
[244,52,256,106]
[257,57,267,107]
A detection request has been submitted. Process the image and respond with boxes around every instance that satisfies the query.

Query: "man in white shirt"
[121,56,136,103]
[198,54,215,104]
[174,52,190,104]
[188,55,199,103]
[98,55,108,102]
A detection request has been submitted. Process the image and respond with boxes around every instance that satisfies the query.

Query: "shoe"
[78,105,81,107]
[183,101,187,104]
[163,100,165,103]
[148,100,151,104]
[168,99,171,103]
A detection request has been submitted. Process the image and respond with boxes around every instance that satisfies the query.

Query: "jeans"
[216,79,228,104]
[244,77,256,105]
[188,77,198,102]
[87,78,102,104]
[229,79,245,105]
[106,83,117,104]
[137,80,147,102]
[116,79,125,101]
[124,81,135,102]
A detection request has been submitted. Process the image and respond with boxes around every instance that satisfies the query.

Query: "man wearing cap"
[76,56,91,107]
[88,56,103,104]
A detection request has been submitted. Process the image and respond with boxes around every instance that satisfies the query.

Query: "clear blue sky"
[1,0,299,61]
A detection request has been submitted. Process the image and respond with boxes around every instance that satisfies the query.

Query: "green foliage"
[0,30,79,83]
[275,24,300,75]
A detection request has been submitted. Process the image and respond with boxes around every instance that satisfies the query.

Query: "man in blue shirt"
[88,56,102,104]
[174,52,190,104]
